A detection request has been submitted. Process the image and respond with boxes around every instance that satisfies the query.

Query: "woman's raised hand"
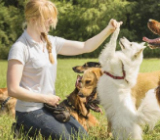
[108,19,123,32]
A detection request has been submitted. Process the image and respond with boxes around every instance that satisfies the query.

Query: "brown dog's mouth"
[143,19,160,49]
[143,37,160,49]
[86,88,102,113]
[78,91,86,98]
[87,100,102,113]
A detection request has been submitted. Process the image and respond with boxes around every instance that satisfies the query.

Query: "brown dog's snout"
[78,91,85,98]
[75,75,82,89]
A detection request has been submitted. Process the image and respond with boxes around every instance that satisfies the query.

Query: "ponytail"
[41,32,54,64]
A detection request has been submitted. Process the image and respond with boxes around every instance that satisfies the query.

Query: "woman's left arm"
[58,19,122,55]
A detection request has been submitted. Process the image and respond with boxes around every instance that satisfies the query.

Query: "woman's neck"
[26,24,42,43]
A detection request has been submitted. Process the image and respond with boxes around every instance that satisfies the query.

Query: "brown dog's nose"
[78,92,85,98]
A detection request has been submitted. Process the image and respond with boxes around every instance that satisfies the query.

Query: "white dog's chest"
[98,75,136,119]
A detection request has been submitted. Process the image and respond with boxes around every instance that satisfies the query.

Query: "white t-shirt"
[8,30,66,112]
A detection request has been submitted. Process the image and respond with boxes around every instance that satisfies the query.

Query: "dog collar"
[1,97,11,110]
[104,61,126,80]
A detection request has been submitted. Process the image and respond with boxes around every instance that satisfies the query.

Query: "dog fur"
[78,68,102,98]
[143,19,160,49]
[0,88,16,117]
[59,75,99,131]
[97,26,160,140]
[59,87,99,131]
[72,62,101,73]
[74,63,160,137]
[131,71,160,108]
[77,65,160,108]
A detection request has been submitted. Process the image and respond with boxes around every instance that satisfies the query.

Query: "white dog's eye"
[130,44,132,46]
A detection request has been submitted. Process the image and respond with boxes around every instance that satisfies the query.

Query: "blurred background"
[0,0,160,59]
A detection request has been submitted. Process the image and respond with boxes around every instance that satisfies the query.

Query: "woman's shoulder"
[12,32,28,49]
[48,35,65,42]
[48,35,66,53]
[48,35,66,47]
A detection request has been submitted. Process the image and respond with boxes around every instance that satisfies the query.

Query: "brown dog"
[0,88,16,117]
[59,75,100,131]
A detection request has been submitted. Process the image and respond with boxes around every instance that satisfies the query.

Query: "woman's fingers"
[111,19,123,29]
[45,94,61,106]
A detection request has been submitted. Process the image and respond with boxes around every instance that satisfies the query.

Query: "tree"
[0,0,24,59]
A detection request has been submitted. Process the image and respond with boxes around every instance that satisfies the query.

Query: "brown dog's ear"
[155,77,160,106]
[92,68,103,80]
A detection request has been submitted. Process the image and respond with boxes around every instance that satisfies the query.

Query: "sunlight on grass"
[0,58,160,140]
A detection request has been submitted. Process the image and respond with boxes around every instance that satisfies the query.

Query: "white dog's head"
[119,37,146,60]
[118,37,146,87]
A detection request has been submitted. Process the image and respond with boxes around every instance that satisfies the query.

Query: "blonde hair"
[25,0,58,64]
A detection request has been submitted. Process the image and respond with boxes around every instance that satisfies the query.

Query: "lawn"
[0,58,160,140]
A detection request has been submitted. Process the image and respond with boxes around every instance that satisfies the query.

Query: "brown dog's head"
[143,19,160,49]
[78,68,102,97]
[72,62,101,73]
[78,68,103,113]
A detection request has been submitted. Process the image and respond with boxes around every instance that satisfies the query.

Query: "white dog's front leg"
[99,27,120,65]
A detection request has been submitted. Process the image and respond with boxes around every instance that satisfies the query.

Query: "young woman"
[7,0,122,139]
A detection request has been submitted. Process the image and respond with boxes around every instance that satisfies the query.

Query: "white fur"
[97,27,160,140]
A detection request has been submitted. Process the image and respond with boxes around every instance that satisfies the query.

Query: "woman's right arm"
[7,60,60,106]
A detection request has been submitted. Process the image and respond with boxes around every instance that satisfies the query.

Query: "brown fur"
[131,71,160,108]
[0,88,16,117]
[72,62,101,73]
[147,19,160,36]
[155,78,160,106]
[79,68,102,97]
[59,87,99,131]
[78,67,160,137]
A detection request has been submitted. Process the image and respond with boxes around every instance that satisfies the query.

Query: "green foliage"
[0,0,24,59]
[1,0,160,59]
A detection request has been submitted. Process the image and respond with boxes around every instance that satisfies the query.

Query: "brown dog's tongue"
[99,108,103,115]
[143,37,160,44]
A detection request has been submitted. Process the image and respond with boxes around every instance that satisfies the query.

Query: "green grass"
[1,58,160,140]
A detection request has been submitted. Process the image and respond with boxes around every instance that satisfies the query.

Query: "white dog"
[97,25,160,140]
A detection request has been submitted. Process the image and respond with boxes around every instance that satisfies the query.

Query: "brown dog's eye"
[85,80,91,84]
